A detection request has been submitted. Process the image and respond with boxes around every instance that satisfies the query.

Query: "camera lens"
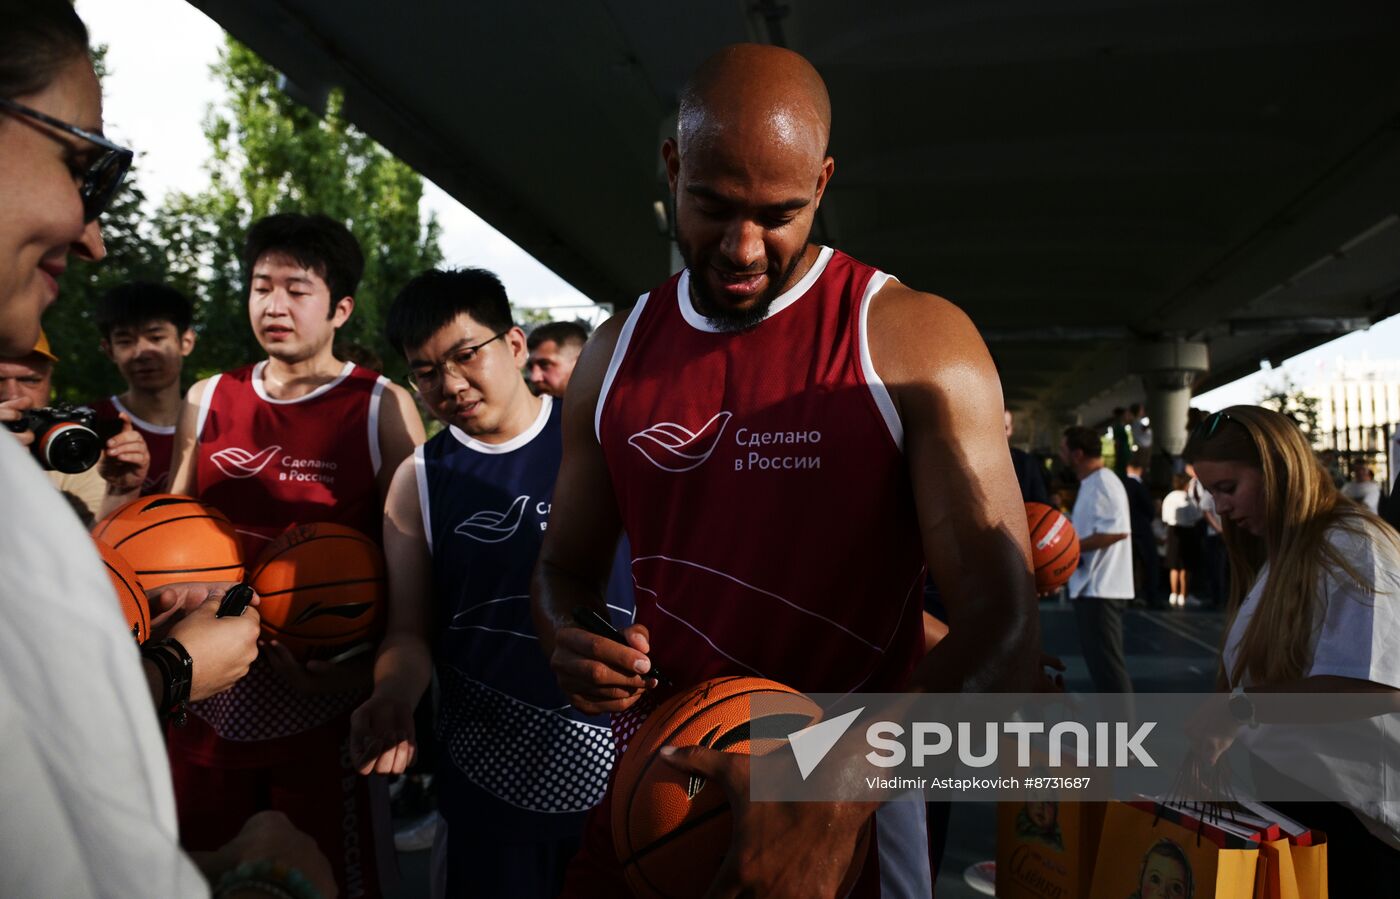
[40,423,102,474]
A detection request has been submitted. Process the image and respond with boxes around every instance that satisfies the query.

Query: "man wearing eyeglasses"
[166,212,425,898]
[348,268,633,898]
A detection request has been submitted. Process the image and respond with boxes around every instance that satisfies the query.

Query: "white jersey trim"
[449,394,552,455]
[368,376,388,474]
[858,271,904,451]
[195,373,222,440]
[595,293,650,443]
[108,395,176,435]
[251,359,355,404]
[676,245,834,334]
[876,795,933,897]
[413,444,433,554]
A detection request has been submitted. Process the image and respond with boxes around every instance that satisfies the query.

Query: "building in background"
[1312,357,1400,489]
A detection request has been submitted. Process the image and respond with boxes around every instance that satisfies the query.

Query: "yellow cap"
[32,330,58,362]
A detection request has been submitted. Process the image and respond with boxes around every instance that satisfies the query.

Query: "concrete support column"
[1131,340,1210,457]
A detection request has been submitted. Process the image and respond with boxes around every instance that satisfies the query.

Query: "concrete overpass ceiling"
[187,0,1400,415]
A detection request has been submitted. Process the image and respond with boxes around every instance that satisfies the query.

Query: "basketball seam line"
[109,513,232,549]
[251,531,376,577]
[253,576,385,598]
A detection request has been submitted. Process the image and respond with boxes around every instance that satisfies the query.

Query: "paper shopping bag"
[996,801,1106,899]
[1089,801,1258,899]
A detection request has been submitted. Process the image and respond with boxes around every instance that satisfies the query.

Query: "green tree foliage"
[163,38,442,381]
[1258,375,1322,445]
[48,48,171,402]
[48,38,441,400]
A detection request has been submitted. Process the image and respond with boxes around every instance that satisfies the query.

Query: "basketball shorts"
[170,721,395,899]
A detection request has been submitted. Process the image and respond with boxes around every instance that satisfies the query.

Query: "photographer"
[1,330,149,526]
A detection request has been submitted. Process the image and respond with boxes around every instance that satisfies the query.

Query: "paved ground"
[389,598,1228,897]
[933,599,1225,897]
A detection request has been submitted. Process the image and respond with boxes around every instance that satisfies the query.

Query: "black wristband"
[141,637,193,726]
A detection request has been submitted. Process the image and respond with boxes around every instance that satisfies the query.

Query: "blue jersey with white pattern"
[417,395,634,838]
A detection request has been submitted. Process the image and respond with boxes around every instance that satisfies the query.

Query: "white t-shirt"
[1068,467,1135,599]
[1130,419,1152,449]
[1224,521,1400,848]
[1160,489,1203,528]
[1341,480,1382,514]
[1223,523,1400,689]
[0,437,208,897]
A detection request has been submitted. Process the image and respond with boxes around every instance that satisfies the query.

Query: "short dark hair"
[527,320,589,352]
[1062,426,1102,458]
[0,0,89,100]
[385,268,514,357]
[94,282,193,338]
[243,213,364,315]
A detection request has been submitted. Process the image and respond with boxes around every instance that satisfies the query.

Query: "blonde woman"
[1183,405,1400,892]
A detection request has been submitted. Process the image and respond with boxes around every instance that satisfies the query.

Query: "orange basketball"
[95,539,149,643]
[93,494,244,590]
[1026,501,1080,593]
[612,676,867,899]
[249,522,385,659]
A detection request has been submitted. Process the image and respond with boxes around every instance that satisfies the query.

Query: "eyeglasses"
[0,97,133,222]
[408,330,510,394]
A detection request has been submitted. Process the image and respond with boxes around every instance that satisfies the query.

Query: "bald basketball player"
[532,44,1039,897]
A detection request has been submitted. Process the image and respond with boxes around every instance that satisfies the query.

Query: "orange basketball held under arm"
[248,522,386,661]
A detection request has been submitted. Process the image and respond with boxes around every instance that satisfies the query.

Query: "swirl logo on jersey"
[454,495,530,543]
[209,444,283,479]
[627,411,732,473]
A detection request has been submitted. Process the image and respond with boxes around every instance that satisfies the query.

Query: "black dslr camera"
[4,403,120,473]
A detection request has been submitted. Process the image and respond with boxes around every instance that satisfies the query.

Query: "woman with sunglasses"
[0,3,334,896]
[1183,404,1400,891]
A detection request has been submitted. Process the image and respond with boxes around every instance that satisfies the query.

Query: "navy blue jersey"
[417,395,634,839]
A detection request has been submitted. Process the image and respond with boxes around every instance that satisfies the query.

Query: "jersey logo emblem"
[454,495,530,543]
[209,445,282,479]
[627,411,731,473]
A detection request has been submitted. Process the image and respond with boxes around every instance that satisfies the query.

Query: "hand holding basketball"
[168,592,261,702]
[349,692,417,775]
[658,746,871,899]
[146,580,256,636]
[550,621,655,715]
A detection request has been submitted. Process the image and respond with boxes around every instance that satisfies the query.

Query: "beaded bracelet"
[211,861,323,899]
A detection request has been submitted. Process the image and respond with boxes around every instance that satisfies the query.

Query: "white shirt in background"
[1161,488,1203,528]
[1068,467,1135,600]
[1341,480,1382,514]
[0,436,208,897]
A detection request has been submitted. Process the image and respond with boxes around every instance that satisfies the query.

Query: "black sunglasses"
[1197,410,1234,440]
[0,96,133,222]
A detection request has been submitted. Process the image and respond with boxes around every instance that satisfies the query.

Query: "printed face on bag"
[1137,846,1191,899]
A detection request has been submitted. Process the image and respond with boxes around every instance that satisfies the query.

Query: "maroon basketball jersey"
[177,360,387,759]
[90,395,175,495]
[194,360,386,557]
[597,247,925,695]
